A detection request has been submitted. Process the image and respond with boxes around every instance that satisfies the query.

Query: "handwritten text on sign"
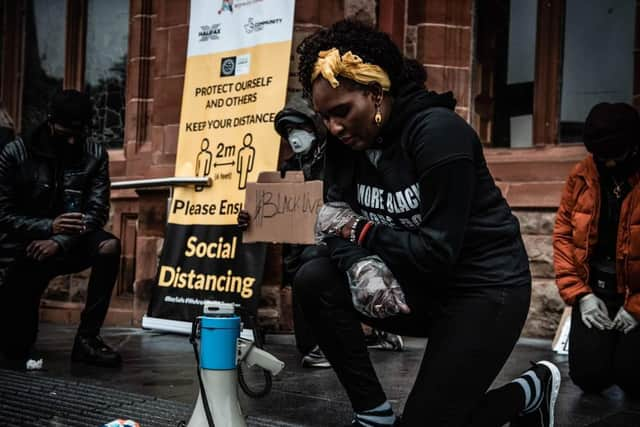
[243,180,323,244]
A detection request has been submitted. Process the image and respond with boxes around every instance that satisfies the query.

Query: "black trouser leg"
[295,253,531,425]
[294,256,388,411]
[0,230,120,359]
[289,244,329,355]
[77,231,121,337]
[292,282,318,355]
[613,324,640,396]
[568,298,617,393]
[0,263,52,359]
[395,285,530,427]
[466,383,525,426]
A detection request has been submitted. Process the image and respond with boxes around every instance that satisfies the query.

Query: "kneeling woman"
[293,19,560,427]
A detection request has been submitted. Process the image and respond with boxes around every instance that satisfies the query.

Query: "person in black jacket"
[0,90,122,368]
[293,20,561,427]
[275,94,332,368]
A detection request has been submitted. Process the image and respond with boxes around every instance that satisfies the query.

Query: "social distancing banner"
[143,0,295,332]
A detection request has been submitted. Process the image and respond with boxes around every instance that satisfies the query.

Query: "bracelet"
[357,221,374,246]
[349,219,362,243]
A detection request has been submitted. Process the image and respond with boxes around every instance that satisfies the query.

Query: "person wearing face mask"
[274,95,327,182]
[554,102,640,396]
[273,95,332,368]
[291,20,560,427]
[0,89,122,369]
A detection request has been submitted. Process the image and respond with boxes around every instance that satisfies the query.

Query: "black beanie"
[583,102,640,159]
[49,90,93,130]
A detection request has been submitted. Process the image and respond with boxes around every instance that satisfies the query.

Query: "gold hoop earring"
[374,105,382,127]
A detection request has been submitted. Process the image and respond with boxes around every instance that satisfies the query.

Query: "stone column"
[410,0,473,121]
[132,188,170,324]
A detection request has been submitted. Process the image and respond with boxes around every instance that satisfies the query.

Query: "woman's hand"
[346,255,411,318]
[316,202,361,242]
[579,293,613,330]
[613,307,638,334]
[237,210,251,230]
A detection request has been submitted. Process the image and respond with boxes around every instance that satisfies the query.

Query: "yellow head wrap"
[311,48,391,91]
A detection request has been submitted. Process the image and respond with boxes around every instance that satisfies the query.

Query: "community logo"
[218,0,233,14]
[198,24,221,41]
[220,54,251,77]
[243,17,283,33]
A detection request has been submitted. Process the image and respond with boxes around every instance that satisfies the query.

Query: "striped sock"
[353,401,396,426]
[512,368,543,414]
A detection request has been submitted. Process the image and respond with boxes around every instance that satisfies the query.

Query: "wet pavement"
[1,322,639,426]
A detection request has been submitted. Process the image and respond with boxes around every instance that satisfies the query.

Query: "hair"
[297,19,422,99]
[403,57,427,88]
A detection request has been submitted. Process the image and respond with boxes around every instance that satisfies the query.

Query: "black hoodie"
[322,83,530,301]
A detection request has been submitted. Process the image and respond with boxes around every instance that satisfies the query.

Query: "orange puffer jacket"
[553,156,640,319]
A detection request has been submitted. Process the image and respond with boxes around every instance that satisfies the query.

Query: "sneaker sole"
[367,335,404,351]
[302,363,331,368]
[537,360,561,427]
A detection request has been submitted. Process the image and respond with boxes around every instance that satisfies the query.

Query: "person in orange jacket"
[554,102,640,395]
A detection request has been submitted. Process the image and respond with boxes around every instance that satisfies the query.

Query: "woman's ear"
[367,82,384,105]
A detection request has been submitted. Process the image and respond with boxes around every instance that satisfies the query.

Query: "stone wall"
[514,210,565,338]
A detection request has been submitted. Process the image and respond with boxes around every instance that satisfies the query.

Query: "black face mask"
[595,147,640,178]
[51,134,84,163]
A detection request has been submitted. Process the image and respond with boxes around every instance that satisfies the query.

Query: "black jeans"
[294,255,531,427]
[569,291,640,395]
[0,230,120,359]
[285,244,331,355]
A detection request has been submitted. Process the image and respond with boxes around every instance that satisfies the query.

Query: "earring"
[374,104,382,127]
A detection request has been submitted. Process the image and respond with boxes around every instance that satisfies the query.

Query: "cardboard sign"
[552,306,571,355]
[243,171,323,244]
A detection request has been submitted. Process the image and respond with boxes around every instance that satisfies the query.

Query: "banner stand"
[143,0,296,332]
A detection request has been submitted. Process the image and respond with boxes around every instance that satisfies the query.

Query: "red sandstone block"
[125,100,142,144]
[445,67,470,107]
[152,28,169,78]
[157,0,189,28]
[151,125,164,153]
[135,237,162,281]
[163,124,179,154]
[407,0,427,25]
[295,0,319,23]
[455,107,469,122]
[109,158,127,178]
[152,76,184,125]
[425,65,445,92]
[167,26,188,76]
[424,0,472,26]
[417,25,471,68]
[295,0,343,26]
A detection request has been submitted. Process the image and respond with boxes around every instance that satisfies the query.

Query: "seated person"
[554,102,640,395]
[0,90,122,368]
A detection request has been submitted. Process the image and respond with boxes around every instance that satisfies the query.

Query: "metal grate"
[0,368,191,427]
[586,411,640,427]
[0,369,296,427]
